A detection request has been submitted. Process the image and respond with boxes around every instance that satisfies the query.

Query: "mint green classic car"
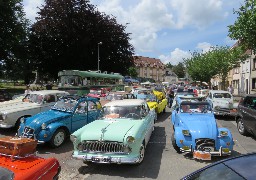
[71,99,156,165]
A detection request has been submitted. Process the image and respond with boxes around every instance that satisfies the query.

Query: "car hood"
[24,110,71,129]
[78,119,139,142]
[0,102,40,113]
[180,114,217,139]
[213,98,233,107]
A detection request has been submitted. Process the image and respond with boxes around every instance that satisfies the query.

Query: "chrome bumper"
[0,122,14,128]
[181,146,231,156]
[72,154,140,164]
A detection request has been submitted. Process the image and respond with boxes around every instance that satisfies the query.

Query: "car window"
[244,97,256,109]
[213,93,231,98]
[190,163,244,180]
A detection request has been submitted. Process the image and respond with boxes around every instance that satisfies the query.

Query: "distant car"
[182,153,256,180]
[206,90,237,116]
[18,96,102,148]
[171,97,234,160]
[71,99,156,164]
[0,90,69,129]
[198,89,209,99]
[0,89,12,102]
[100,91,135,106]
[235,94,256,137]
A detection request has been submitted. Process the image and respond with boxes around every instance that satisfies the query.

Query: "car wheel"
[163,107,166,113]
[137,144,145,164]
[50,128,66,148]
[237,118,249,136]
[171,132,181,153]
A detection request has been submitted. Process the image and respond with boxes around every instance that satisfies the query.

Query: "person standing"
[168,88,174,108]
[24,85,32,95]
[227,84,234,95]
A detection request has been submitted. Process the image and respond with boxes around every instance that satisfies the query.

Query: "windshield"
[23,94,44,104]
[51,98,79,112]
[180,104,211,113]
[105,94,124,101]
[101,105,143,119]
[0,167,14,180]
[213,93,231,98]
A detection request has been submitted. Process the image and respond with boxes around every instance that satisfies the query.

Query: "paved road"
[0,107,255,180]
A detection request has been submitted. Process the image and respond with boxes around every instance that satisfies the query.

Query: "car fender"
[39,123,70,142]
[216,127,234,150]
[173,127,184,147]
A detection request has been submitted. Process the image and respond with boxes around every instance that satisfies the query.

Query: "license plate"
[193,151,211,160]
[91,156,111,163]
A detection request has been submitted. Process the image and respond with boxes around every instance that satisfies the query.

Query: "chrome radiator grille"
[195,138,215,152]
[81,141,126,153]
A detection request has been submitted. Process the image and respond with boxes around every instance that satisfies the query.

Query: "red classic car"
[0,155,61,180]
[87,88,108,98]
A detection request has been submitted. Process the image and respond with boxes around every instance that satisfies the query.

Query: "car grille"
[81,141,126,153]
[195,138,215,152]
[21,127,35,138]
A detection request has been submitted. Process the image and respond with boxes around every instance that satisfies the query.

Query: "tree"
[29,0,134,80]
[0,0,30,81]
[228,0,256,53]
[127,67,138,77]
[165,62,174,69]
[172,62,185,78]
[184,46,247,89]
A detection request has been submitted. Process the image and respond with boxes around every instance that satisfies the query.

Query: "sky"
[23,0,244,65]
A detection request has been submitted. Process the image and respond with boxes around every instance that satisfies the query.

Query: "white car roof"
[29,90,69,95]
[209,90,230,94]
[104,99,145,106]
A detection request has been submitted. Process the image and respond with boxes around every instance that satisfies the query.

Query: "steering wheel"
[125,113,140,119]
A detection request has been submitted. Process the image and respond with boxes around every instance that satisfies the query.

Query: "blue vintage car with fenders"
[17,96,102,148]
[171,97,234,160]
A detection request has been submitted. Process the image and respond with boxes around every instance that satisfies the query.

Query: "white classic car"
[0,90,69,129]
[206,90,237,116]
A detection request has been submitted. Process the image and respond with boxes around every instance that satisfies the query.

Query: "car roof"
[29,90,68,95]
[104,99,145,106]
[209,90,230,93]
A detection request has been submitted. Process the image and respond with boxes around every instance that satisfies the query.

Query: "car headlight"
[182,130,191,136]
[122,145,131,153]
[70,135,77,143]
[220,131,228,136]
[20,117,25,124]
[41,123,47,129]
[126,136,135,143]
[77,142,84,151]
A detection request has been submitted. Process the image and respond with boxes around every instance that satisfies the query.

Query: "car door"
[242,96,256,134]
[143,103,154,145]
[87,101,101,124]
[71,101,89,132]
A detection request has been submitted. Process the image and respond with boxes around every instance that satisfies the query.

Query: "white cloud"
[196,42,212,53]
[23,0,43,22]
[170,0,227,29]
[159,48,192,65]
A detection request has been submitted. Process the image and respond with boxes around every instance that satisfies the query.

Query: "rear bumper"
[213,108,237,116]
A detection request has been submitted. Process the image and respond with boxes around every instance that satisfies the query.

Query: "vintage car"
[71,99,156,164]
[171,97,234,160]
[135,89,167,115]
[17,96,102,148]
[0,90,69,129]
[87,88,108,99]
[206,90,237,116]
[0,137,61,180]
[100,91,135,106]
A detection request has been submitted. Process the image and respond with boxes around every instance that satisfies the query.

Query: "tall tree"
[0,0,30,81]
[29,0,134,80]
[172,62,185,78]
[228,0,256,53]
[184,46,247,89]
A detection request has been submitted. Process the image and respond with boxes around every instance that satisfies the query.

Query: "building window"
[253,58,256,70]
[252,78,256,89]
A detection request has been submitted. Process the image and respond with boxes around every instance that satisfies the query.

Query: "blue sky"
[23,0,244,65]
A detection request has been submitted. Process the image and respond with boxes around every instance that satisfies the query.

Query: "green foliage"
[0,0,31,82]
[165,62,174,69]
[184,46,247,87]
[172,62,185,78]
[228,0,256,53]
[29,0,134,79]
[127,67,138,77]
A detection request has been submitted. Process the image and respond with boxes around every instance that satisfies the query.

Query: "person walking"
[167,88,174,108]
[227,84,234,95]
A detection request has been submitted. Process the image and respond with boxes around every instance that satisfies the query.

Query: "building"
[164,68,178,84]
[133,56,165,83]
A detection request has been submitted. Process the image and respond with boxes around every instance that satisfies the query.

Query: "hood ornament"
[99,127,107,142]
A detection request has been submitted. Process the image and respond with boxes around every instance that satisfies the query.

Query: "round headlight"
[41,123,47,129]
[126,136,135,144]
[77,143,84,151]
[70,135,77,143]
[20,117,25,124]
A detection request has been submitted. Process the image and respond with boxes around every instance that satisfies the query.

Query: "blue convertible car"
[17,96,102,148]
[171,97,234,160]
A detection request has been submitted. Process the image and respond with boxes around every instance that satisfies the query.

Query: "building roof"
[133,56,165,69]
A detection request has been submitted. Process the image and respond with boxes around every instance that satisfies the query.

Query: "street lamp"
[98,42,102,72]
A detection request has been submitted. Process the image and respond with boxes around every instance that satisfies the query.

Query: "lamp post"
[98,42,102,72]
